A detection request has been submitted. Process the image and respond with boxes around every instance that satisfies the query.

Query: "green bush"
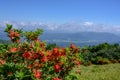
[81,43,120,65]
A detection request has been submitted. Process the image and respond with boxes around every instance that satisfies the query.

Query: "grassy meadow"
[73,63,120,80]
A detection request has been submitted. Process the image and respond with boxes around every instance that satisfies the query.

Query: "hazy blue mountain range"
[0,27,120,47]
[40,32,120,47]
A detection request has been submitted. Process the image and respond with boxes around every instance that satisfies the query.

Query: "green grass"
[73,63,120,80]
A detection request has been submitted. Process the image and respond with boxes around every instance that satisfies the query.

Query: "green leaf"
[4,24,12,32]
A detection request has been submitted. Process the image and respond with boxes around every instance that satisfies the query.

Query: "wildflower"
[39,52,44,56]
[53,48,60,58]
[27,65,32,69]
[34,37,39,41]
[41,56,48,62]
[33,53,38,59]
[53,78,60,80]
[54,64,61,72]
[53,48,59,54]
[22,52,32,60]
[17,39,20,44]
[76,60,81,67]
[74,48,79,53]
[0,58,5,65]
[34,70,41,79]
[14,32,19,37]
[70,44,76,49]
[78,70,81,75]
[8,30,14,38]
[10,47,17,53]
[59,48,66,56]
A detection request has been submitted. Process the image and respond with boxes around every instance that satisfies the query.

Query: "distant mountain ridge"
[0,27,120,47]
[39,32,120,46]
[40,32,120,41]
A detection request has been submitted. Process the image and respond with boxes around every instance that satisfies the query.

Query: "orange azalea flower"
[53,78,60,80]
[74,48,79,53]
[75,60,81,67]
[33,53,38,59]
[33,60,39,67]
[53,48,60,58]
[59,48,66,56]
[39,52,44,56]
[47,50,52,56]
[17,39,20,44]
[39,63,43,68]
[41,56,48,62]
[34,37,39,41]
[22,52,32,60]
[40,41,45,47]
[54,64,61,72]
[27,65,32,69]
[8,30,15,37]
[25,52,31,60]
[0,58,5,65]
[14,32,19,37]
[34,70,41,79]
[53,48,59,54]
[78,70,81,75]
[70,44,76,49]
[10,47,17,53]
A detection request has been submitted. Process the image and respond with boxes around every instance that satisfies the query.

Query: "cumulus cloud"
[0,21,120,34]
[83,22,93,26]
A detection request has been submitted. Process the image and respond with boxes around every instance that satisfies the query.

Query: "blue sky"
[0,0,120,33]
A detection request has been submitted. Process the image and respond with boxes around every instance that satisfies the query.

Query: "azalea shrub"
[0,24,81,80]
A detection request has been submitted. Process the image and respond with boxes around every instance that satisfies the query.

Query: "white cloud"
[0,21,120,34]
[83,22,93,26]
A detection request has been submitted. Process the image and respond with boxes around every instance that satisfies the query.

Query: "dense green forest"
[82,43,120,65]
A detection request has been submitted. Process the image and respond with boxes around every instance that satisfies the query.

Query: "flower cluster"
[4,24,22,43]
